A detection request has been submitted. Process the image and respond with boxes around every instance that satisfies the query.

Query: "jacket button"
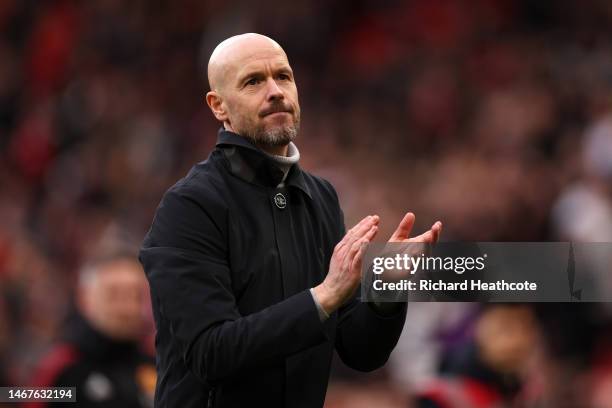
[274,193,287,209]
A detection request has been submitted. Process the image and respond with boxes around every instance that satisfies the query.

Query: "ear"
[206,91,229,122]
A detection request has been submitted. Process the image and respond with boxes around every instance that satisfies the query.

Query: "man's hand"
[389,212,442,244]
[313,215,379,314]
[313,213,442,315]
[384,212,443,279]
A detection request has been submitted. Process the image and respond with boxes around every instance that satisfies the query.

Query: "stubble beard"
[240,112,300,148]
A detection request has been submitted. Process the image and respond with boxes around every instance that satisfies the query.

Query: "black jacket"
[27,311,155,408]
[139,129,407,408]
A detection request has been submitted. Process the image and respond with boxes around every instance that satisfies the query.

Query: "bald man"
[140,33,442,408]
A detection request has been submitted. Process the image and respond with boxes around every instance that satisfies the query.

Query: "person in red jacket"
[26,248,155,408]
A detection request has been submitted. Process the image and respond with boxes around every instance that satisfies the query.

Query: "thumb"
[390,212,415,242]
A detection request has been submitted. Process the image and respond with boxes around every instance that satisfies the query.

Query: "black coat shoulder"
[142,152,229,252]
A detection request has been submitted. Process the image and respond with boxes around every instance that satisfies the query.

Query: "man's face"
[210,40,301,147]
[79,258,149,341]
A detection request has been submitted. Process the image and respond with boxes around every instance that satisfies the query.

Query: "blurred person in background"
[388,303,480,395]
[520,303,607,408]
[25,236,155,408]
[412,304,539,408]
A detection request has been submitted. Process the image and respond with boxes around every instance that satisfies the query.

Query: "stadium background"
[1,0,612,406]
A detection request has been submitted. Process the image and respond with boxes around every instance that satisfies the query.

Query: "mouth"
[260,107,293,118]
[264,111,291,118]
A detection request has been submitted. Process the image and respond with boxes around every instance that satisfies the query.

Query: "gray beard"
[245,122,299,147]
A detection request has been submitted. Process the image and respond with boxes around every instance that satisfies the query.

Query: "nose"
[265,77,284,101]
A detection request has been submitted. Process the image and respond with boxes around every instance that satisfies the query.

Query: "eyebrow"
[236,65,293,86]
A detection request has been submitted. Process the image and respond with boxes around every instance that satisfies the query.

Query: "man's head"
[77,254,149,342]
[206,33,300,152]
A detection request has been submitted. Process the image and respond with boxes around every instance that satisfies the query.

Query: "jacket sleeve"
[140,188,327,386]
[325,183,407,372]
[335,295,407,372]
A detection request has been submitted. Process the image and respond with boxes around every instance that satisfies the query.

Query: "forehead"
[228,46,291,80]
[96,260,145,286]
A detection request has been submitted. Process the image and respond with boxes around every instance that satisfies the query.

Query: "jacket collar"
[215,128,312,199]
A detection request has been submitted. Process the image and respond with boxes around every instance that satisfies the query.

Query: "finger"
[429,222,439,243]
[343,225,378,271]
[342,236,365,273]
[347,215,378,238]
[353,215,379,240]
[350,237,370,276]
[432,221,443,243]
[337,216,376,262]
[347,215,372,234]
[348,225,377,258]
[337,215,372,250]
[407,230,434,243]
[345,215,379,248]
[406,222,442,244]
[364,224,379,242]
[390,212,415,242]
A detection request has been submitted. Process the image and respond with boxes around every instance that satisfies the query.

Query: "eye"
[245,77,260,86]
[278,73,291,81]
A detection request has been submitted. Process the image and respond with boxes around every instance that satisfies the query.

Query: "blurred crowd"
[1,0,612,407]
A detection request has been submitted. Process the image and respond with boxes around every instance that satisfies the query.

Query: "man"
[27,248,155,408]
[139,33,442,408]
